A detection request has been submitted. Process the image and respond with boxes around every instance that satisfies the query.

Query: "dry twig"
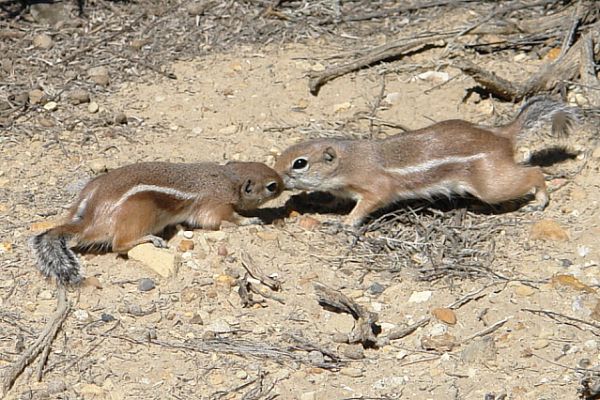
[308,32,454,95]
[1,285,70,396]
[313,282,379,347]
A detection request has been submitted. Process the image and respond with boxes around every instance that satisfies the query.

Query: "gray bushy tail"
[512,96,581,138]
[30,229,82,286]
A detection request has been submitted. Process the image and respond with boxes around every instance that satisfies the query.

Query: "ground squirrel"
[275,97,579,226]
[31,161,282,285]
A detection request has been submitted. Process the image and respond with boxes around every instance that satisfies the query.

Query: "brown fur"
[65,161,282,251]
[275,98,577,226]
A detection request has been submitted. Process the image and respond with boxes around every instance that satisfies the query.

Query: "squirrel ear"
[242,179,254,195]
[323,147,336,162]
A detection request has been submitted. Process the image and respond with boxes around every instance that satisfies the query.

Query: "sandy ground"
[1,2,600,400]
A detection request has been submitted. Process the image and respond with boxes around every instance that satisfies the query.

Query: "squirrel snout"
[281,174,295,190]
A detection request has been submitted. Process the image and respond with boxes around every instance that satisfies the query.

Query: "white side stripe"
[112,184,198,211]
[386,154,486,176]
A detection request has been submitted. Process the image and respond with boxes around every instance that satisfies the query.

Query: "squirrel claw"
[148,236,168,248]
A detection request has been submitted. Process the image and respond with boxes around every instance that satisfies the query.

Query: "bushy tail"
[496,96,581,140]
[30,227,82,286]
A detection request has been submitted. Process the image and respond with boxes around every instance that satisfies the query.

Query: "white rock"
[384,92,402,104]
[207,320,232,334]
[311,62,325,72]
[88,102,99,113]
[333,102,352,113]
[415,71,450,83]
[300,392,316,400]
[33,33,53,49]
[183,230,194,239]
[128,243,178,277]
[380,322,397,334]
[429,323,448,337]
[43,101,58,111]
[584,340,597,351]
[514,53,527,62]
[408,290,432,303]
[577,245,590,257]
[373,376,406,390]
[218,125,238,135]
[204,231,227,241]
[236,370,248,380]
[73,309,90,322]
[38,290,54,300]
[566,345,580,354]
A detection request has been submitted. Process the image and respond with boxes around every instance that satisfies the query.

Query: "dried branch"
[1,285,70,396]
[313,282,379,347]
[457,23,600,101]
[241,251,281,292]
[522,308,600,334]
[309,32,454,95]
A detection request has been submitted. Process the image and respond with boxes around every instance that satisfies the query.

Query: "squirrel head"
[226,162,283,210]
[274,140,346,192]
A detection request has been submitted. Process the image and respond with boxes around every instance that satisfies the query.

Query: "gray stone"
[138,278,156,292]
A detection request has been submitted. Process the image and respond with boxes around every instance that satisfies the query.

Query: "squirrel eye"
[266,181,278,193]
[292,158,308,170]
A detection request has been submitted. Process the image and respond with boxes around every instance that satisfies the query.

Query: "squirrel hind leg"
[109,197,162,253]
[112,234,167,253]
[471,162,548,210]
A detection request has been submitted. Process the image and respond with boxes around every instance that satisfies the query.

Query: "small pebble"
[68,89,90,104]
[43,101,58,111]
[28,89,45,105]
[300,392,316,400]
[429,323,448,336]
[88,102,99,113]
[101,313,116,322]
[178,239,195,252]
[73,309,90,322]
[38,289,54,300]
[189,313,204,325]
[235,370,248,380]
[138,278,156,292]
[368,282,385,295]
[114,112,127,125]
[341,344,365,360]
[217,244,228,256]
[584,340,597,351]
[560,258,573,267]
[307,350,325,365]
[207,320,232,334]
[33,33,53,49]
[432,307,457,325]
[578,358,591,368]
[181,286,202,303]
[408,290,432,303]
[183,230,194,239]
[88,66,110,86]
